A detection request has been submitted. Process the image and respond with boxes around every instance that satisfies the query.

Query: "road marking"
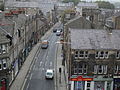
[50,62,52,66]
[39,61,42,66]
[30,73,33,80]
[21,78,27,90]
[45,61,47,66]
[26,82,29,90]
[42,68,45,71]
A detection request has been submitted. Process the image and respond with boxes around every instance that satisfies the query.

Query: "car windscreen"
[46,72,52,75]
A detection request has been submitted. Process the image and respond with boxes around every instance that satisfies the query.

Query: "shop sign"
[70,76,93,81]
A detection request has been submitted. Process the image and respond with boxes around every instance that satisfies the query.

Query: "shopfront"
[113,77,120,90]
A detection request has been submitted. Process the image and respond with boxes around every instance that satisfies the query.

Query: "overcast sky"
[85,0,120,3]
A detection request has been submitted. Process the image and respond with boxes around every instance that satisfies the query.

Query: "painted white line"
[26,82,29,90]
[21,78,27,90]
[39,61,42,66]
[42,68,45,71]
[50,62,52,66]
[45,61,47,66]
[30,73,33,80]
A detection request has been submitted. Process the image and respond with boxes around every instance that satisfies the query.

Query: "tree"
[62,0,80,5]
[95,1,115,9]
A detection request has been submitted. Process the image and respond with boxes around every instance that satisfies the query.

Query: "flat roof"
[70,29,120,50]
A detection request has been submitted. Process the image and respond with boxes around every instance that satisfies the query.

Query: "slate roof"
[77,2,98,9]
[70,28,120,50]
[5,1,55,15]
[0,17,14,44]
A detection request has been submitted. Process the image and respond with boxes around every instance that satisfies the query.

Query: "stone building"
[0,8,49,89]
[62,14,120,90]
[76,2,102,29]
[0,14,14,89]
[112,12,120,29]
[65,28,120,90]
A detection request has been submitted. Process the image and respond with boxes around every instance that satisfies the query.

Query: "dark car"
[53,29,57,32]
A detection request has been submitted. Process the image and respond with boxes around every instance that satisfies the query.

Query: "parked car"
[41,40,49,49]
[56,31,61,36]
[45,69,54,79]
[57,28,62,32]
[53,28,57,32]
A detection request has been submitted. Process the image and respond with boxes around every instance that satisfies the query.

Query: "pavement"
[9,22,68,90]
[55,43,68,90]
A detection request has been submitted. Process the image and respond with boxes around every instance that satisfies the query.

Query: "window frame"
[79,51,84,58]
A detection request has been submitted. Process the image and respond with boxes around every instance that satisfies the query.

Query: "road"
[23,23,62,90]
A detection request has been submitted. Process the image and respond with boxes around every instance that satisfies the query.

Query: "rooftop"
[77,2,98,8]
[70,29,120,50]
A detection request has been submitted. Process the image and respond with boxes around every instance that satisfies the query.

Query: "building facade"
[65,29,120,90]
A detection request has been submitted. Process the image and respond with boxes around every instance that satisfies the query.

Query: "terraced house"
[0,7,50,89]
[65,28,120,90]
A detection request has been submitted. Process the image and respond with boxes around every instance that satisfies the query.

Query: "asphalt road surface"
[23,23,62,90]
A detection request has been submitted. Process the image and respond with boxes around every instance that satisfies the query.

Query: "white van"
[45,69,54,79]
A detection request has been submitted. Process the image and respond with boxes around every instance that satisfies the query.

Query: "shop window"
[87,83,90,87]
[87,81,91,90]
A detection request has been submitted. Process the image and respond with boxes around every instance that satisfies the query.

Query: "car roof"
[46,69,53,72]
[42,40,48,42]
